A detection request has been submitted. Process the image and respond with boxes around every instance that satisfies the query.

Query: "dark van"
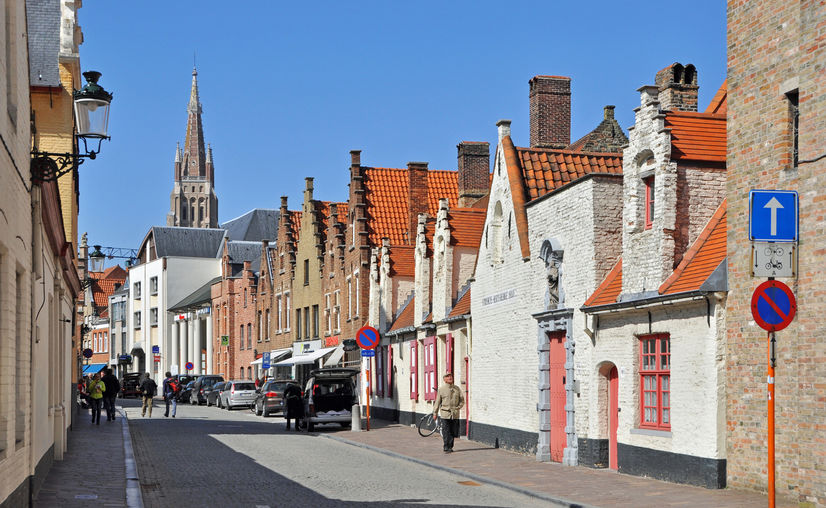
[189,375,225,405]
[302,368,358,431]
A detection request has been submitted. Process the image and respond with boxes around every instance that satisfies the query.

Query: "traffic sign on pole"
[749,190,798,242]
[752,242,797,278]
[355,325,379,350]
[751,280,796,332]
[185,361,194,371]
[361,349,375,357]
[262,351,271,369]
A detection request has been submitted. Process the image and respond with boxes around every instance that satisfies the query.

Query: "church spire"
[182,66,207,180]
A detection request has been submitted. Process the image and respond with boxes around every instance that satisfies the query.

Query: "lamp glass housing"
[89,245,106,272]
[74,97,111,139]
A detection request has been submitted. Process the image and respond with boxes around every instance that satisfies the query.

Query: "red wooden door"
[548,331,567,462]
[608,366,619,470]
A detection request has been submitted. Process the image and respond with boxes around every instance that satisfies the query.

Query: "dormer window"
[644,176,655,229]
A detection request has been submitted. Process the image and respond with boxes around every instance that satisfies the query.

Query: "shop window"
[640,333,671,430]
[423,336,437,401]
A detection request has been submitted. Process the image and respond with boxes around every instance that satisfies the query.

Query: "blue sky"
[77,1,726,251]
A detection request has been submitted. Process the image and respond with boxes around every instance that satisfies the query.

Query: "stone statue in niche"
[544,250,564,310]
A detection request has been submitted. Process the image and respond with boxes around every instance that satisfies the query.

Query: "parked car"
[302,368,358,431]
[190,375,225,405]
[253,379,300,417]
[175,374,197,387]
[220,380,257,410]
[206,382,225,406]
[120,373,142,398]
[178,381,195,403]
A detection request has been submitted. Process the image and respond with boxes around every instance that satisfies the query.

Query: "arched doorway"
[598,362,619,470]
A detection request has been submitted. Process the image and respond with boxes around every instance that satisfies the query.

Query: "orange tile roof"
[363,168,458,246]
[659,200,727,295]
[447,288,470,318]
[582,257,623,307]
[516,147,623,201]
[318,201,348,230]
[89,275,126,312]
[388,246,415,278]
[288,211,302,242]
[665,111,726,163]
[704,80,727,115]
[448,209,486,247]
[388,297,415,333]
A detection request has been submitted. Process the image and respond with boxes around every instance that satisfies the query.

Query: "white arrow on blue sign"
[749,190,798,242]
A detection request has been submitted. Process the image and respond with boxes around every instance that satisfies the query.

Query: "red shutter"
[387,344,393,399]
[446,334,454,374]
[376,346,383,397]
[410,340,418,400]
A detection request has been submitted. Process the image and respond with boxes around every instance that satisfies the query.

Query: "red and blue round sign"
[185,361,194,371]
[355,325,379,350]
[751,280,796,332]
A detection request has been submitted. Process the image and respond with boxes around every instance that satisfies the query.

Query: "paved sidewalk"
[34,404,140,508]
[324,422,795,508]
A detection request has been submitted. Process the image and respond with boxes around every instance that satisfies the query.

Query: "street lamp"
[89,245,106,272]
[31,70,114,182]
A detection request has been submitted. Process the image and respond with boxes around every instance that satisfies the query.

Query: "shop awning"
[273,347,336,367]
[250,348,292,366]
[82,363,107,375]
[323,346,345,367]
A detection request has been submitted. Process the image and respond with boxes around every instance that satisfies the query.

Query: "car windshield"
[234,382,255,390]
[213,383,225,390]
[202,378,221,387]
[268,382,292,392]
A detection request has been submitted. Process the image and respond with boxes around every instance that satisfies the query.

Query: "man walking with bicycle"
[433,373,464,453]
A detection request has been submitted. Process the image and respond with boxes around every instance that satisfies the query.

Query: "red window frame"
[639,333,670,430]
[375,346,384,397]
[423,336,437,401]
[644,176,655,229]
[445,334,454,374]
[410,340,418,400]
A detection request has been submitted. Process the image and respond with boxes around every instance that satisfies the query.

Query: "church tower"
[167,67,219,228]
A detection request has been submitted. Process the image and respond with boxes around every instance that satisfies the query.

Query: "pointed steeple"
[182,66,207,179]
[175,142,182,162]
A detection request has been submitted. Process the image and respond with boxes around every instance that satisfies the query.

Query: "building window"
[240,325,245,350]
[304,307,310,340]
[410,340,418,400]
[276,295,283,331]
[346,277,352,320]
[423,336,437,401]
[265,309,270,341]
[150,276,158,295]
[285,293,291,331]
[303,259,310,285]
[150,307,158,327]
[491,201,504,264]
[376,346,384,398]
[244,288,248,307]
[134,311,142,329]
[334,291,341,332]
[247,323,252,349]
[640,333,671,430]
[312,304,319,338]
[324,294,331,333]
[257,311,262,342]
[353,271,360,318]
[295,308,301,339]
[134,281,141,299]
[104,332,109,353]
[247,366,252,380]
[787,90,799,168]
[644,176,655,229]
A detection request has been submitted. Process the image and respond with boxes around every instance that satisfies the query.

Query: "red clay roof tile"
[515,147,623,201]
[665,111,727,163]
[583,258,623,307]
[388,297,415,332]
[447,209,486,248]
[448,288,471,318]
[705,80,727,115]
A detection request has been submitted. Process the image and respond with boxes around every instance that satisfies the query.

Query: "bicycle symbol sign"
[752,242,797,278]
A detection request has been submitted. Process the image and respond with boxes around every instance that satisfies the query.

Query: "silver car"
[220,380,257,410]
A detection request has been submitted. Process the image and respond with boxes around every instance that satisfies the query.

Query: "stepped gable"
[567,106,628,153]
[363,167,459,246]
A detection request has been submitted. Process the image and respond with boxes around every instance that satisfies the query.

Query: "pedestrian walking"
[162,372,179,418]
[100,368,120,421]
[433,372,464,453]
[139,372,157,417]
[283,382,303,431]
[88,373,106,425]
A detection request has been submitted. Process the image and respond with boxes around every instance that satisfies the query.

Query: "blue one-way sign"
[749,190,798,242]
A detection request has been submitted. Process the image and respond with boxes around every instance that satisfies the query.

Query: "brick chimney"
[457,141,490,208]
[529,75,571,148]
[655,63,698,112]
[407,162,429,244]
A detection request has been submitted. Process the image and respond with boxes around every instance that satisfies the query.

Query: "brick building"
[582,67,728,488]
[727,3,826,503]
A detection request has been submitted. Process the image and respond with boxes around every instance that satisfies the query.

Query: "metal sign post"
[767,331,776,508]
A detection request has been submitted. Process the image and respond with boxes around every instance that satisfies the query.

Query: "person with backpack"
[163,372,180,418]
[100,368,120,422]
[88,372,106,425]
[139,372,157,418]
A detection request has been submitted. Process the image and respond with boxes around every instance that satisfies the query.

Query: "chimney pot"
[407,161,428,171]
[604,105,615,120]
[280,196,288,208]
[497,119,512,141]
[529,75,571,148]
[457,141,491,207]
[350,150,361,167]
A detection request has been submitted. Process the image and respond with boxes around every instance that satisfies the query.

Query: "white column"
[194,317,203,375]
[205,313,213,375]
[179,320,187,370]
[171,319,179,374]
[188,317,195,372]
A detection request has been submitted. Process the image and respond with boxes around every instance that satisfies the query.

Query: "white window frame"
[324,293,331,333]
[334,290,341,332]
[285,292,291,331]
[150,307,158,327]
[134,281,141,299]
[346,276,352,320]
[150,276,158,295]
[134,311,142,329]
[276,294,283,332]
[353,270,360,318]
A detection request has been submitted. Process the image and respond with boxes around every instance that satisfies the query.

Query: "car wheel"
[256,403,263,416]
[262,406,269,418]
[207,398,212,407]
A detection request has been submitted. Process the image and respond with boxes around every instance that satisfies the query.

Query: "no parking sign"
[751,280,796,332]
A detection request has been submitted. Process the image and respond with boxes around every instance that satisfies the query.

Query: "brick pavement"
[323,421,798,508]
[34,401,139,508]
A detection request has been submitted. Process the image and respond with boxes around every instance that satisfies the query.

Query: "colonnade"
[170,311,213,375]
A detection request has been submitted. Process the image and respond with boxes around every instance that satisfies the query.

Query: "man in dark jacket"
[139,373,157,418]
[100,368,121,421]
[283,383,303,431]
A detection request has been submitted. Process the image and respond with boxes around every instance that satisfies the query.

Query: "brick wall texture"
[727,1,826,504]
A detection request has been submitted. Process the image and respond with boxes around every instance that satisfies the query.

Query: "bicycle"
[417,413,442,437]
